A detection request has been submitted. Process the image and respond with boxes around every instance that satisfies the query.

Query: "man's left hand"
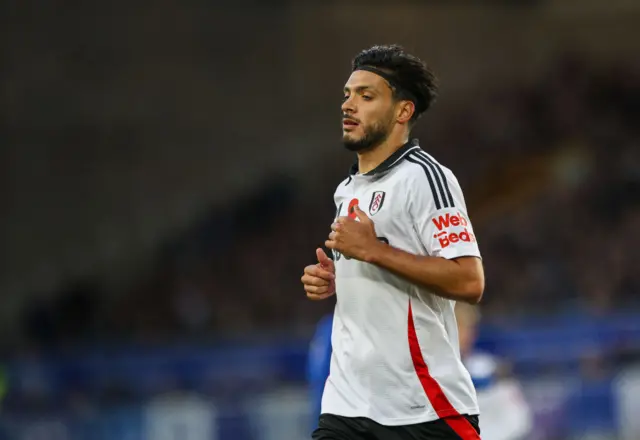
[326,205,380,262]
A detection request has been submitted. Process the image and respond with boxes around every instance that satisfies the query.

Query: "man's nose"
[341,96,355,114]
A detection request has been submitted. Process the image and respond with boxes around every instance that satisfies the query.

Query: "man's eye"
[342,95,350,102]
[362,95,372,101]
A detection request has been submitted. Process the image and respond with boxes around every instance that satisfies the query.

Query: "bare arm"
[327,205,484,304]
[365,242,484,304]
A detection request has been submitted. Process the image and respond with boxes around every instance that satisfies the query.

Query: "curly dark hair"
[352,44,438,122]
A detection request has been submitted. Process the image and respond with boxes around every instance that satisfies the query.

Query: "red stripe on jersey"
[407,299,480,439]
[444,416,481,440]
[407,299,457,417]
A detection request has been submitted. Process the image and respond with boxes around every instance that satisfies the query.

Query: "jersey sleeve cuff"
[440,246,482,261]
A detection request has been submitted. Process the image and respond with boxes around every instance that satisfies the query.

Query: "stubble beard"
[342,118,393,153]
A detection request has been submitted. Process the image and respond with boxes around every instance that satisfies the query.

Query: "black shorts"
[312,413,480,440]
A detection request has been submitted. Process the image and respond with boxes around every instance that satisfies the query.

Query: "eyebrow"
[343,85,377,93]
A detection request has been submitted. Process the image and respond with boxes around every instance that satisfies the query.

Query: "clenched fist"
[302,248,336,300]
[326,205,379,262]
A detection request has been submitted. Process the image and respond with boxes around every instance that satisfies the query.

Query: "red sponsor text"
[432,212,475,248]
[432,212,469,230]
[433,229,476,249]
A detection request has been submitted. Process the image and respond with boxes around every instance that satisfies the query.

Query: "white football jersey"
[322,139,482,426]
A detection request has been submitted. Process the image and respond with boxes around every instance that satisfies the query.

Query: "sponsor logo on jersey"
[432,212,476,249]
[368,191,386,216]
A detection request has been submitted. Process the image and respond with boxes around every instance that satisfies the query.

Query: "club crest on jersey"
[368,191,386,216]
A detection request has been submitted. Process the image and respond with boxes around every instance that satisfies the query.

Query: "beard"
[342,117,393,152]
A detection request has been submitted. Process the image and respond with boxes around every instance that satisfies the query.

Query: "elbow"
[463,279,484,304]
[440,278,483,304]
[456,276,484,304]
[433,257,485,304]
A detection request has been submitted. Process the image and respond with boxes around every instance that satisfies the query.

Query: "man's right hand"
[302,248,336,301]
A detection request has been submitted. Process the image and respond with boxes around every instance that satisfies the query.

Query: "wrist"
[364,239,387,264]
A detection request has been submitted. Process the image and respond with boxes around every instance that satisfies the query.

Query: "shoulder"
[334,175,353,195]
[399,149,464,211]
[333,176,353,208]
[402,150,460,188]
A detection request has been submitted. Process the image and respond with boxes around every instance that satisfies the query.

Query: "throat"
[357,139,408,174]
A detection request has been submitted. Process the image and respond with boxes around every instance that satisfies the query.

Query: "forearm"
[365,241,484,304]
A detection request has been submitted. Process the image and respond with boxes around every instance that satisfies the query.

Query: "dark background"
[1,1,639,439]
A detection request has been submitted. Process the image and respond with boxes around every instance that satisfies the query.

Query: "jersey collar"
[349,139,420,177]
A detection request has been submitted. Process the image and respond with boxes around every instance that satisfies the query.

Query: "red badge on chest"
[347,198,359,219]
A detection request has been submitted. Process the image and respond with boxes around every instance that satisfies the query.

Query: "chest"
[334,179,402,225]
[332,177,412,261]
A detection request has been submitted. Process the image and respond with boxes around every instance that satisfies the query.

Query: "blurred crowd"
[21,55,640,350]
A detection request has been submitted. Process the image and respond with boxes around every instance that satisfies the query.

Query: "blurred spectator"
[457,303,533,440]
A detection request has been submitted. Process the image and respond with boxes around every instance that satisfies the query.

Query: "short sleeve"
[409,166,481,260]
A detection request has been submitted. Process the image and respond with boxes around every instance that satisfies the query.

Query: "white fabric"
[322,144,482,426]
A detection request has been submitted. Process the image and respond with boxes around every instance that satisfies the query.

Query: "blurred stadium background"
[2,0,640,439]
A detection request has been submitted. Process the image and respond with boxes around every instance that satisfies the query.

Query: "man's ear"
[396,100,415,124]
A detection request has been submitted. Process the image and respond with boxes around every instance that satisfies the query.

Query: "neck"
[357,134,409,175]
